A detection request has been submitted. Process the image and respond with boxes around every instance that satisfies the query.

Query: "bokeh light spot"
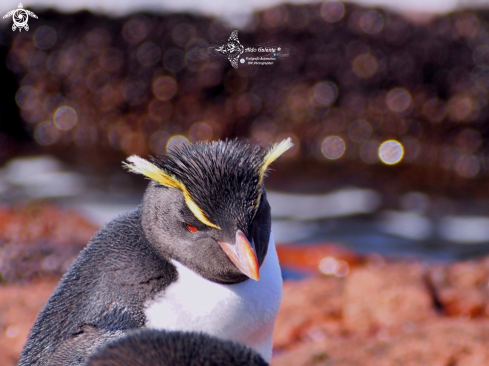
[137,42,161,66]
[320,1,345,23]
[379,140,404,165]
[54,106,77,130]
[122,16,150,44]
[167,135,190,152]
[6,325,19,339]
[16,86,38,110]
[35,122,60,145]
[263,6,287,29]
[172,23,196,47]
[319,256,337,275]
[152,76,178,101]
[351,53,378,79]
[34,26,57,50]
[359,11,384,34]
[150,131,169,155]
[447,95,474,122]
[189,122,213,142]
[84,28,111,50]
[312,81,338,106]
[456,155,480,178]
[386,88,412,113]
[321,136,345,159]
[318,257,349,277]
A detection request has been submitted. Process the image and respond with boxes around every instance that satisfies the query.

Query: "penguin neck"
[144,233,283,362]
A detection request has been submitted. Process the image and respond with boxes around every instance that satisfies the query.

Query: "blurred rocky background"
[3,0,489,365]
[3,1,489,197]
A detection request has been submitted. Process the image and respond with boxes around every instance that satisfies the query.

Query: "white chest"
[144,234,283,362]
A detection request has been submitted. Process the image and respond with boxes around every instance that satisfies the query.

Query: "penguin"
[19,138,292,366]
[84,328,268,366]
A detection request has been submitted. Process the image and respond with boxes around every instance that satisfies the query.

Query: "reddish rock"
[0,203,98,283]
[273,276,344,348]
[0,279,58,366]
[0,203,98,364]
[429,259,489,317]
[343,263,436,332]
[273,257,489,365]
[276,243,361,274]
[5,203,489,366]
[273,320,489,366]
[0,204,97,246]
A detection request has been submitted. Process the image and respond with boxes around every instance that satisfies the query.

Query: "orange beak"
[218,230,260,281]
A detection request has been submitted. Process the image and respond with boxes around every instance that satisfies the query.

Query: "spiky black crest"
[151,140,267,232]
[124,138,292,231]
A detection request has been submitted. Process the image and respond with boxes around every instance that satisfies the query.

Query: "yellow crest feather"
[259,138,294,180]
[124,155,221,230]
[254,138,293,216]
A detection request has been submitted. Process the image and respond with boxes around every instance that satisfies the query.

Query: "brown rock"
[0,203,98,283]
[0,204,97,246]
[0,279,58,366]
[343,263,436,332]
[273,276,344,348]
[430,259,489,317]
[273,320,489,366]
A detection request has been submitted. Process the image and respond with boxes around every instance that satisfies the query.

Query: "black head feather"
[150,139,267,233]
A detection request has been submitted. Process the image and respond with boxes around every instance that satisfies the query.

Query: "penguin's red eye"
[185,224,198,232]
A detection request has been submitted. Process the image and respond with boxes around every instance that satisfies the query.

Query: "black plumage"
[19,208,175,366]
[84,329,269,366]
[151,140,267,232]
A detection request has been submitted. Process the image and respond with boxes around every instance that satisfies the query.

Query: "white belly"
[144,233,283,362]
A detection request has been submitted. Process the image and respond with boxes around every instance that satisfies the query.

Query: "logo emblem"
[207,30,292,69]
[214,30,244,69]
[3,3,38,32]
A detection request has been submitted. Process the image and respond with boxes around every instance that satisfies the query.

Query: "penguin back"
[84,329,269,366]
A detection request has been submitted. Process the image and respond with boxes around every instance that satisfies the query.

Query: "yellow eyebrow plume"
[123,155,221,230]
[259,138,294,180]
[254,138,293,215]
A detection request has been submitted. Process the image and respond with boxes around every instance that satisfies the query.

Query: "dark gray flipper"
[19,208,176,366]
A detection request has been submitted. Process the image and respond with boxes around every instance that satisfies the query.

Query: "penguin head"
[124,138,292,284]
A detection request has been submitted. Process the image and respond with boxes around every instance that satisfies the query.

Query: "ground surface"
[2,204,489,365]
